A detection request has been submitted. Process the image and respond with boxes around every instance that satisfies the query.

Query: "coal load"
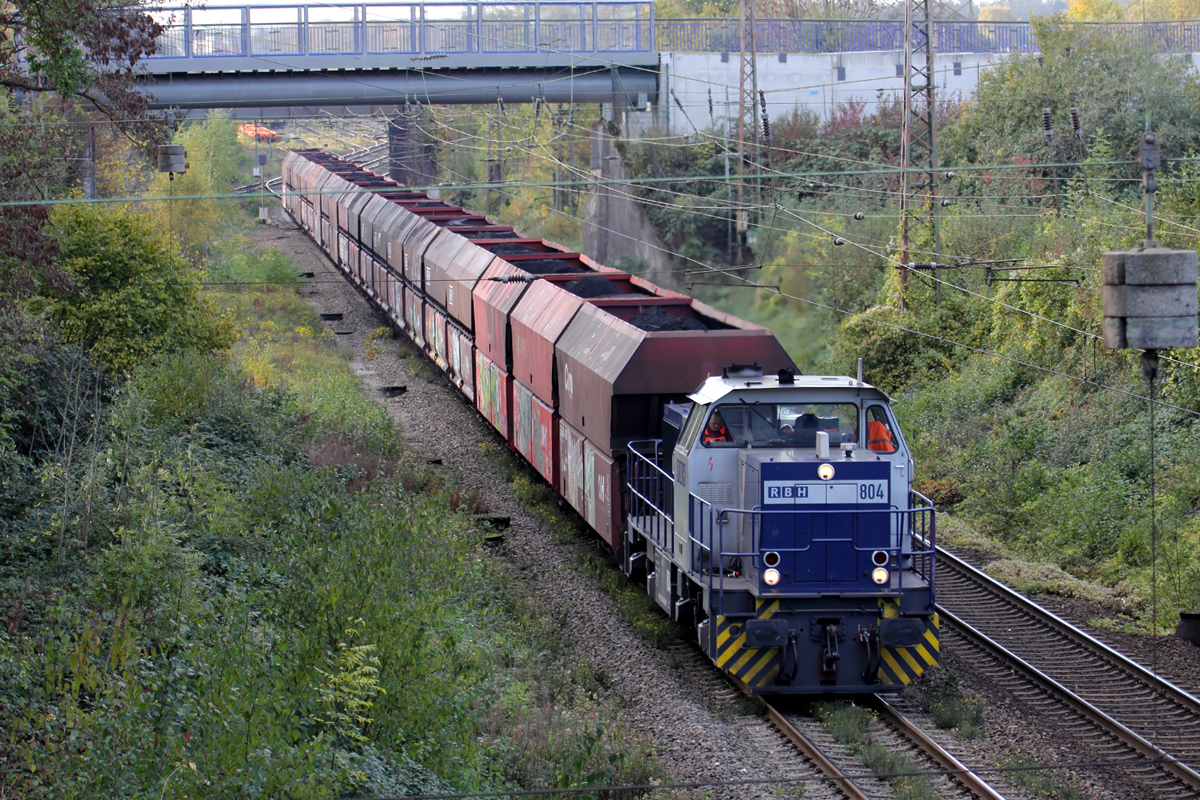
[630,306,708,332]
[515,260,578,275]
[466,230,520,239]
[563,276,626,298]
[492,243,542,255]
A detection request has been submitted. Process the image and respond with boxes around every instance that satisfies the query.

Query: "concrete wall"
[659,50,1005,132]
[582,121,674,282]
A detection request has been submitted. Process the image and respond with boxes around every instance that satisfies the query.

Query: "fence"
[149,8,1200,61]
[150,3,654,59]
[656,17,1200,54]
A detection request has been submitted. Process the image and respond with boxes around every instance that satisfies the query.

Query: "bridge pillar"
[582,120,671,281]
[388,109,438,189]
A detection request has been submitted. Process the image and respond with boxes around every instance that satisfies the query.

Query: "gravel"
[253,215,1190,800]
[253,219,837,800]
[951,547,1200,700]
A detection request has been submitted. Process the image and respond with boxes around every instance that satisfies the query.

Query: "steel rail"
[757,697,872,800]
[940,606,1200,794]
[865,695,1007,800]
[937,546,1200,717]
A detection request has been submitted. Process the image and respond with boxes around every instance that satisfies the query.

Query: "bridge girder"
[141,66,659,109]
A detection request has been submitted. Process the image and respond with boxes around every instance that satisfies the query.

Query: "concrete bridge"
[140,5,1200,127]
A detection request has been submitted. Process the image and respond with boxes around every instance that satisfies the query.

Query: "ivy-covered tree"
[41,204,235,374]
[940,17,1200,184]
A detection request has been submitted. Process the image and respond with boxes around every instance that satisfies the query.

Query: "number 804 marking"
[859,482,887,501]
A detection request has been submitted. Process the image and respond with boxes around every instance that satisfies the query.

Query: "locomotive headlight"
[817,463,835,481]
[871,567,890,585]
[763,568,781,586]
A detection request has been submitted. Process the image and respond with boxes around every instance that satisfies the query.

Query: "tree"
[40,204,235,374]
[0,0,163,142]
[150,112,245,261]
[939,17,1200,182]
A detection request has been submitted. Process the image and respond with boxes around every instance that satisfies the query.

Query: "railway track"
[937,547,1200,798]
[763,698,1006,800]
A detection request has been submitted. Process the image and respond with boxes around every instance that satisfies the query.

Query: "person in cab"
[866,413,897,453]
[702,409,733,444]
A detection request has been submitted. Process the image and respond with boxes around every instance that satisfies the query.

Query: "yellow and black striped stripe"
[877,600,940,686]
[714,599,783,689]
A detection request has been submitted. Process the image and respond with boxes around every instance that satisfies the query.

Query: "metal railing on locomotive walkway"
[624,440,937,625]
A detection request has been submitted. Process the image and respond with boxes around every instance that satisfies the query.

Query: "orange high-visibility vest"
[867,420,896,453]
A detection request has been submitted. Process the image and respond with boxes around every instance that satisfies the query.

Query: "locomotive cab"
[625,365,938,694]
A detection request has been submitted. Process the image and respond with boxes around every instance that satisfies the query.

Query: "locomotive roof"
[689,374,886,405]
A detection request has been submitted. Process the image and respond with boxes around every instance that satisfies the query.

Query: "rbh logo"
[766,485,809,499]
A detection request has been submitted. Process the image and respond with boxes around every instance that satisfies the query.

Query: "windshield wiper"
[739,398,777,428]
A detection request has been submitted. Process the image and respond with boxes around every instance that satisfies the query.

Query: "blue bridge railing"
[147,7,1200,61]
[150,3,655,59]
[656,17,1200,54]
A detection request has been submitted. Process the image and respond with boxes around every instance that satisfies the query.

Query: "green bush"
[41,204,235,373]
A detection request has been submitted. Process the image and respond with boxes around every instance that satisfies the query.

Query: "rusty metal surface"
[616,329,792,395]
[444,241,495,330]
[345,190,374,243]
[400,214,443,289]
[358,194,393,257]
[472,258,531,369]
[378,209,421,276]
[556,304,640,451]
[510,280,584,406]
[422,228,470,309]
[552,299,794,454]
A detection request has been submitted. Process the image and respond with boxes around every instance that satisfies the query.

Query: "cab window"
[700,406,736,447]
[702,402,859,448]
[680,402,709,451]
[865,405,898,453]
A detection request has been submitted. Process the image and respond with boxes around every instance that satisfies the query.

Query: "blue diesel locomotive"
[624,365,938,693]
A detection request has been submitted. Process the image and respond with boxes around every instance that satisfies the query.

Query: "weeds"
[909,671,985,739]
[363,326,392,361]
[0,239,666,799]
[478,442,681,650]
[814,702,936,800]
[1000,752,1083,800]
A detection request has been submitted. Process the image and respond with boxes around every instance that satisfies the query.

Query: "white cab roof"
[688,373,885,405]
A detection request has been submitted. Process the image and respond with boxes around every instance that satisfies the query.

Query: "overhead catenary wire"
[356,142,1200,408]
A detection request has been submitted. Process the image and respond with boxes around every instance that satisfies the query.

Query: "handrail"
[146,9,1200,59]
[148,2,656,59]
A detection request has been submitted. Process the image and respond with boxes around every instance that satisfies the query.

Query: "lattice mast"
[735,0,759,243]
[899,0,943,306]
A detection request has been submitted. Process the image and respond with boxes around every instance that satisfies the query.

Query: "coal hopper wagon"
[280,149,939,694]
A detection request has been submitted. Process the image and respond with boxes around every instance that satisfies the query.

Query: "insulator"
[1042,92,1053,140]
[853,211,865,221]
[944,171,956,180]
[761,116,771,141]
[497,97,505,115]
[941,198,953,207]
[708,89,714,119]
[833,237,846,246]
[1069,91,1082,138]
[809,182,821,190]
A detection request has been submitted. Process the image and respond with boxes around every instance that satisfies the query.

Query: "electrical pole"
[735,0,759,258]
[899,0,942,308]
